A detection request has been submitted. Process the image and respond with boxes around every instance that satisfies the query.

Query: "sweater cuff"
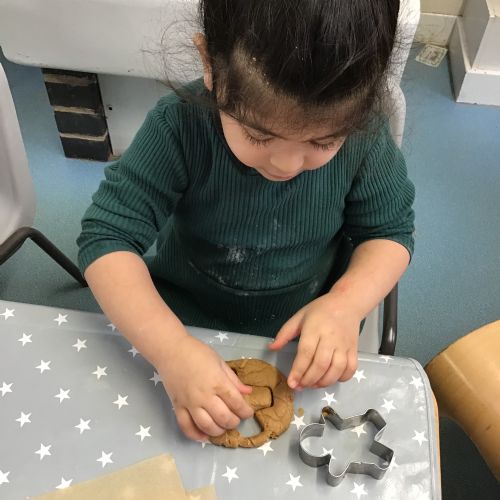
[352,233,415,262]
[77,240,141,274]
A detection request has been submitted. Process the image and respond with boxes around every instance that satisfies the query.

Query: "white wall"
[420,0,465,15]
[416,0,465,45]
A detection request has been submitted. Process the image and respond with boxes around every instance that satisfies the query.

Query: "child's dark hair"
[175,0,401,133]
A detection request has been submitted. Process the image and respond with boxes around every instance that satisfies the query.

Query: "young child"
[77,0,414,442]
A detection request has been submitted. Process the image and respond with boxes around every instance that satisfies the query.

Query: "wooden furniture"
[425,321,500,480]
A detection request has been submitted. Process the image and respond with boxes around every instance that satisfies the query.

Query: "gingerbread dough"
[33,454,218,500]
[210,359,294,448]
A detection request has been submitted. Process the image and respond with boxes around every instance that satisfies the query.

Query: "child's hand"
[268,294,360,389]
[157,334,254,441]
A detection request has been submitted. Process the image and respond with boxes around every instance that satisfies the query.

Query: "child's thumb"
[223,362,253,394]
[268,312,303,350]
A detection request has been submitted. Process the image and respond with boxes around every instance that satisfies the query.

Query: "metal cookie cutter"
[299,406,394,486]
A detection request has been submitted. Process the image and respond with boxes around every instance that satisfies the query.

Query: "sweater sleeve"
[76,102,188,273]
[343,123,415,257]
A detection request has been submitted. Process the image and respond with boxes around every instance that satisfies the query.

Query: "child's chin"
[257,170,298,182]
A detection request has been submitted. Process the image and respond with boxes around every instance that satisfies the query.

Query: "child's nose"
[269,152,305,174]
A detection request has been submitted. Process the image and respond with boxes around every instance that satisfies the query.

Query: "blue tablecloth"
[0,300,441,499]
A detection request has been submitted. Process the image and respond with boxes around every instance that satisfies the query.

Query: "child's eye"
[243,129,273,147]
[311,141,338,152]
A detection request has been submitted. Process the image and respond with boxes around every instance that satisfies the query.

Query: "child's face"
[220,112,346,181]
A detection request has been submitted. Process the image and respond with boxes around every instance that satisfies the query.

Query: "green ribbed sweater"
[77,81,415,336]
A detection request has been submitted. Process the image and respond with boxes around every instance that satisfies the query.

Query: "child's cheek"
[230,141,268,169]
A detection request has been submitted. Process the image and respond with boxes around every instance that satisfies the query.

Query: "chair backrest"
[385,79,407,149]
[0,0,420,81]
[393,0,421,86]
[0,62,36,244]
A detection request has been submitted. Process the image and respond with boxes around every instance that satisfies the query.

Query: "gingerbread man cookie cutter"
[299,406,394,486]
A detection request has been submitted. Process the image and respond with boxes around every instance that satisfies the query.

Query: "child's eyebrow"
[242,121,347,141]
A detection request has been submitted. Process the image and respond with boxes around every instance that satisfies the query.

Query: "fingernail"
[289,379,297,389]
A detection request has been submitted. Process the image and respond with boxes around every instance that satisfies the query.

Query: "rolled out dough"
[32,454,217,500]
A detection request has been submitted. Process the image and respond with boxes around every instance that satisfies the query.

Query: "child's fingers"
[268,310,304,350]
[297,336,336,387]
[206,395,241,430]
[337,349,358,382]
[191,407,226,437]
[223,362,253,395]
[219,369,255,420]
[287,336,319,389]
[176,407,209,442]
[314,349,349,388]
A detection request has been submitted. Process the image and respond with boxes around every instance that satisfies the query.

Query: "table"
[0,300,441,499]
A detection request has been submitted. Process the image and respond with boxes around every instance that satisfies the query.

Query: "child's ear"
[193,33,213,91]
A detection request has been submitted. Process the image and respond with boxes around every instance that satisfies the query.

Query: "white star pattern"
[35,443,52,460]
[72,338,87,352]
[113,394,129,409]
[150,371,162,386]
[16,412,31,427]
[351,423,367,438]
[353,370,367,383]
[222,466,239,483]
[0,470,10,485]
[286,473,303,491]
[321,391,337,406]
[54,314,68,326]
[128,346,139,357]
[18,333,32,346]
[0,300,439,497]
[381,399,396,414]
[136,425,151,441]
[291,414,306,430]
[409,376,424,389]
[56,477,73,489]
[257,441,274,456]
[387,457,398,472]
[54,388,71,403]
[36,360,51,374]
[322,448,335,459]
[75,418,91,434]
[412,430,428,446]
[97,451,113,468]
[214,332,229,343]
[0,308,14,320]
[351,481,368,498]
[0,382,13,397]
[92,366,107,380]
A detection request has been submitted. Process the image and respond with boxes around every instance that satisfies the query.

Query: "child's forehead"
[228,90,355,140]
[235,112,350,140]
[221,45,361,139]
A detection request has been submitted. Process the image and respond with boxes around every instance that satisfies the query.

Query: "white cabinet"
[449,0,500,105]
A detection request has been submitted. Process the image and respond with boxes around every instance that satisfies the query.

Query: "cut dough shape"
[32,454,200,500]
[210,359,294,448]
[187,485,218,500]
